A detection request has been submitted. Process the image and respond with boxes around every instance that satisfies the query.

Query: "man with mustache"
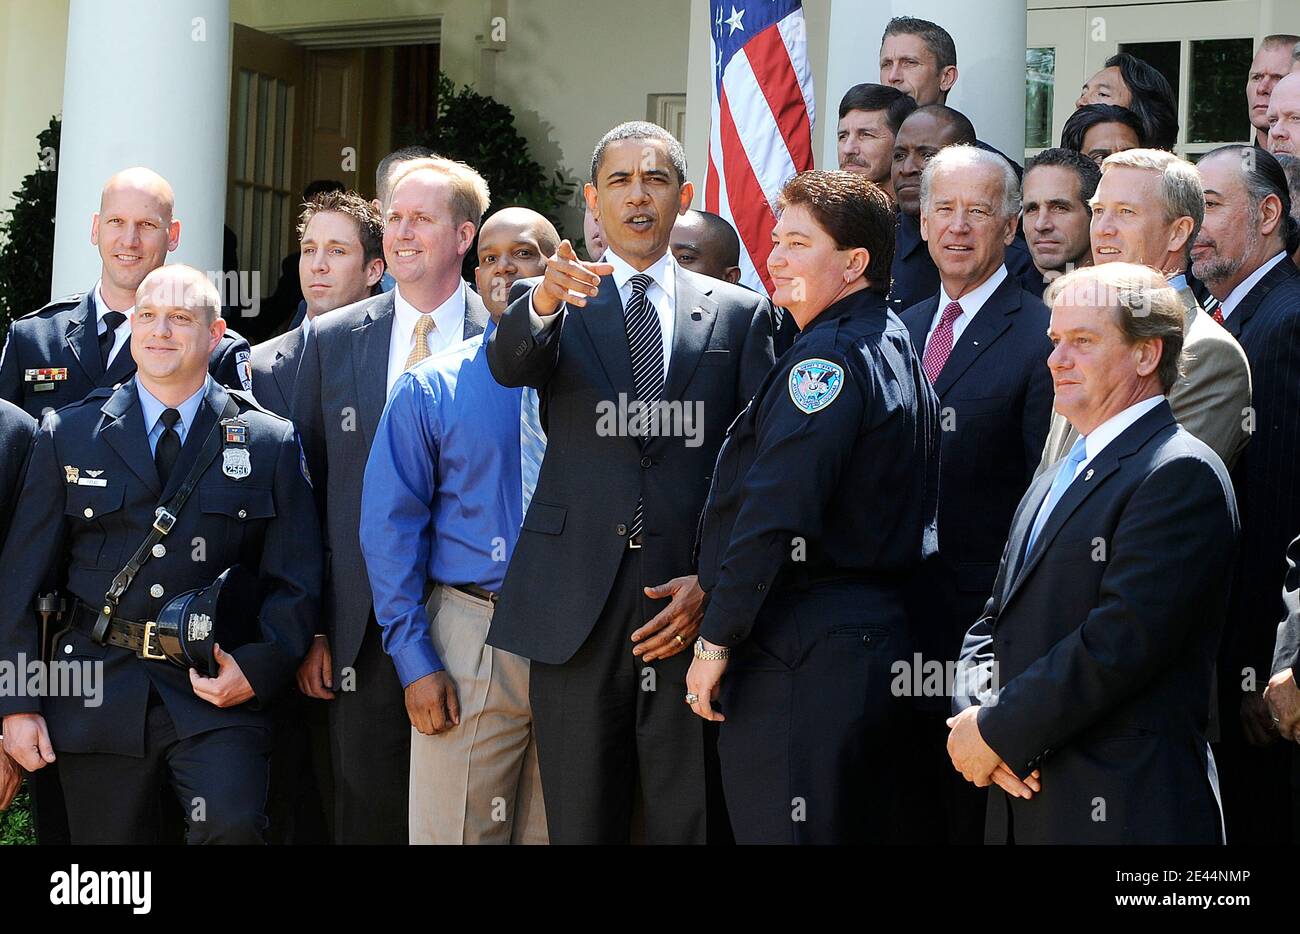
[486,121,776,843]
[1193,145,1300,843]
[836,83,915,201]
[1037,149,1251,476]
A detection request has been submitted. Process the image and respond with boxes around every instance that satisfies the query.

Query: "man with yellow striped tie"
[359,208,558,844]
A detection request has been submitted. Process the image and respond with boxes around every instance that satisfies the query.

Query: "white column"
[820,0,1027,170]
[51,0,231,298]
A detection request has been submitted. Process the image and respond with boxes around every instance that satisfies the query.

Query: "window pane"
[1189,38,1254,143]
[1026,47,1055,149]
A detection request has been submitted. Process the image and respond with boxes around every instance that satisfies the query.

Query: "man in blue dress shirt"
[359,208,557,844]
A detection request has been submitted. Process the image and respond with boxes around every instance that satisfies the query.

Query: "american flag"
[705,0,815,296]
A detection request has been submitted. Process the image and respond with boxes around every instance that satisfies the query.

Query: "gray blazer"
[1036,285,1252,477]
[485,266,776,665]
[292,283,488,678]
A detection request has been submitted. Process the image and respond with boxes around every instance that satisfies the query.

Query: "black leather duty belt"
[70,601,166,661]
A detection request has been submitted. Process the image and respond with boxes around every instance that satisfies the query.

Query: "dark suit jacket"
[0,398,36,545]
[293,283,488,679]
[0,380,320,755]
[250,323,308,419]
[0,291,252,420]
[485,264,776,665]
[1220,259,1300,684]
[887,214,1045,316]
[901,274,1053,671]
[955,402,1238,843]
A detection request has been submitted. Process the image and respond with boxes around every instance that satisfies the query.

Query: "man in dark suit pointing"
[487,122,776,843]
[949,263,1238,844]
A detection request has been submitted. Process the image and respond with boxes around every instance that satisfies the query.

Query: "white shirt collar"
[392,281,466,350]
[1221,252,1289,321]
[93,279,134,324]
[604,249,675,299]
[1081,395,1166,468]
[937,264,1008,319]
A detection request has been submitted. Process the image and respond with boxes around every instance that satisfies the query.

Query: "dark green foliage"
[0,116,60,337]
[0,788,35,846]
[398,74,574,235]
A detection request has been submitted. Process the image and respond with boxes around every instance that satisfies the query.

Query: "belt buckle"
[153,508,176,534]
[140,620,166,661]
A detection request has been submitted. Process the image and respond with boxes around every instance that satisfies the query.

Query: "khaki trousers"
[409,585,547,844]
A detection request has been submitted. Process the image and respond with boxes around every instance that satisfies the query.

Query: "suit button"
[238,508,247,519]
[640,455,652,468]
[150,584,164,598]
[83,507,94,518]
[616,524,627,536]
[756,582,766,592]
[862,634,872,645]
[152,544,166,558]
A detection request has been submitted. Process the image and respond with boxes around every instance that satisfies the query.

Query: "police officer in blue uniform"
[686,171,940,844]
[0,265,319,844]
[0,168,251,421]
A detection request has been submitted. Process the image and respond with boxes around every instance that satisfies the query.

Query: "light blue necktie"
[520,387,545,515]
[1025,436,1088,556]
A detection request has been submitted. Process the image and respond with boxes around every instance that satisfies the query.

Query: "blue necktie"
[1025,436,1088,556]
[520,387,545,515]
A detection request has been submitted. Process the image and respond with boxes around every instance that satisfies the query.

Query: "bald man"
[1268,73,1300,156]
[0,264,319,843]
[474,207,560,316]
[0,167,252,421]
[670,210,742,285]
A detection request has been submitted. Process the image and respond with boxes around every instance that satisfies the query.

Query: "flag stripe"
[719,85,778,295]
[745,23,814,175]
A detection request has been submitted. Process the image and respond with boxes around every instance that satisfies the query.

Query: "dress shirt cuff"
[527,292,564,337]
[392,639,444,688]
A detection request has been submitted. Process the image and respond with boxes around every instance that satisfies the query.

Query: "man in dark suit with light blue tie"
[487,122,776,844]
[949,262,1238,844]
[899,144,1053,844]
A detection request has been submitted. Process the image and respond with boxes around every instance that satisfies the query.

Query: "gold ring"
[675,634,685,646]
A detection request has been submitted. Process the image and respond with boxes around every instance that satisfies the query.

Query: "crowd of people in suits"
[2,15,1300,845]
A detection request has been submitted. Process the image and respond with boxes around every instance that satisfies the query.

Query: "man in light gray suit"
[487,122,776,844]
[293,157,490,844]
[1037,148,1251,475]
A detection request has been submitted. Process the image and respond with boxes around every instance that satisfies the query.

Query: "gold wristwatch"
[693,639,731,661]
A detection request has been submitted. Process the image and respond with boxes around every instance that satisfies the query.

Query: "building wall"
[0,0,69,214]
[232,0,692,237]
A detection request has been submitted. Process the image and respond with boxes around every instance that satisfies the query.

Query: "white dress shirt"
[1028,394,1166,538]
[386,282,466,393]
[925,265,1008,351]
[1220,251,1290,322]
[532,249,678,379]
[93,280,132,368]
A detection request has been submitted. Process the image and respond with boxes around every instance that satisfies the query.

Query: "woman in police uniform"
[686,171,941,844]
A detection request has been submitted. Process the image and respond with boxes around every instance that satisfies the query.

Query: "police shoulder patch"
[788,358,845,414]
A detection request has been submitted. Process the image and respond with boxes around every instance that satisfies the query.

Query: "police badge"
[220,416,251,479]
[788,358,845,414]
[223,448,251,479]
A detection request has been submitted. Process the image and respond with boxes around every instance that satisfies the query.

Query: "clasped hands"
[946,706,1041,799]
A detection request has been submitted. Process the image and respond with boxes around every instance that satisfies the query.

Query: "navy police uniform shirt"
[0,290,253,420]
[696,287,940,647]
[0,377,321,756]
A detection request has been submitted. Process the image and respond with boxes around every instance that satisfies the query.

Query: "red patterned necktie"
[1211,305,1225,325]
[922,301,963,384]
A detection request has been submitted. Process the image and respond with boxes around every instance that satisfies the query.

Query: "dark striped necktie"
[623,273,664,542]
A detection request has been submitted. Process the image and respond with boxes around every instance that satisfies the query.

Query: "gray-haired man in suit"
[293,157,490,844]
